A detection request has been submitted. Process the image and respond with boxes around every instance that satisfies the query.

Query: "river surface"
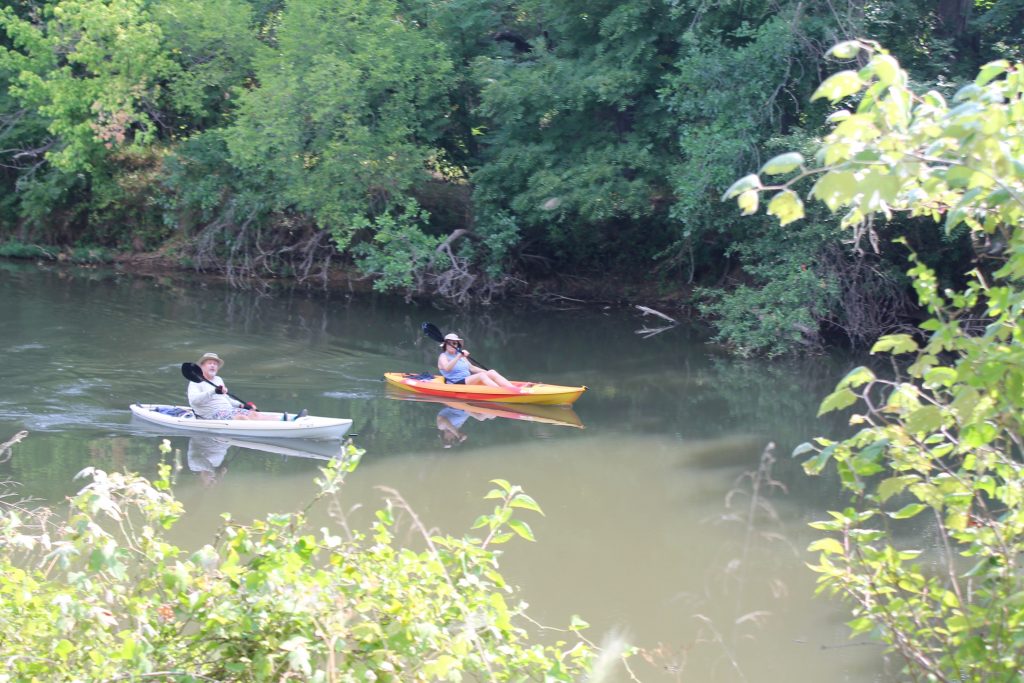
[0,261,890,681]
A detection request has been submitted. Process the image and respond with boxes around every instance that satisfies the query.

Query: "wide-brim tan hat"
[440,333,463,348]
[196,352,224,369]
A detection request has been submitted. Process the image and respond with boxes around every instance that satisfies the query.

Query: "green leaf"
[867,54,901,86]
[975,60,1009,87]
[847,616,874,636]
[766,189,805,226]
[923,367,958,387]
[905,405,944,433]
[760,152,804,176]
[509,494,544,516]
[811,171,858,211]
[829,41,864,60]
[792,442,816,458]
[877,475,918,503]
[722,174,762,200]
[888,503,926,520]
[961,422,997,448]
[737,189,759,216]
[812,70,863,102]
[839,366,875,389]
[807,537,845,555]
[569,615,590,631]
[489,592,513,630]
[422,655,459,679]
[818,387,858,416]
[871,334,919,355]
[803,443,838,475]
[54,639,75,660]
[507,518,535,542]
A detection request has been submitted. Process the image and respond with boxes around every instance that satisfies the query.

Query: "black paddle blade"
[421,322,444,343]
[181,362,204,383]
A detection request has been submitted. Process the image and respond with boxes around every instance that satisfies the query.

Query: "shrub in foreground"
[0,442,611,681]
[728,43,1024,679]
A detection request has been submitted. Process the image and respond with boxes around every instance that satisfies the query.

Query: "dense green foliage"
[1,0,1021,352]
[731,44,1024,678]
[0,442,613,681]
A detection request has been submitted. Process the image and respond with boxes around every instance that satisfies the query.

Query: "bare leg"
[466,369,516,389]
[466,373,500,387]
[483,369,516,389]
[235,410,280,421]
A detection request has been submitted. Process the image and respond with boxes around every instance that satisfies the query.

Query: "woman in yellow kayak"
[437,333,517,389]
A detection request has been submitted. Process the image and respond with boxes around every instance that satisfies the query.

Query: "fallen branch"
[635,305,678,324]
[634,325,676,339]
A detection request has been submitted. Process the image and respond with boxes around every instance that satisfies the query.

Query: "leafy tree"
[727,41,1024,678]
[469,0,684,276]
[224,0,454,256]
[0,0,179,245]
[151,0,265,135]
[0,0,173,174]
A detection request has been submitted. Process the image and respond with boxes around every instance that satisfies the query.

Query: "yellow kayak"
[383,372,586,406]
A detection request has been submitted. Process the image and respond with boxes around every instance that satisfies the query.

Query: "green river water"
[0,260,890,681]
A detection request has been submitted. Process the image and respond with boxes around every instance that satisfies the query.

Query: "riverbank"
[1,242,695,315]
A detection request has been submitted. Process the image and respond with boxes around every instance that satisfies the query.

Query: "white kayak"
[130,404,353,440]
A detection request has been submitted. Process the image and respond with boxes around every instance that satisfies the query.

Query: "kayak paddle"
[421,322,491,371]
[180,362,255,409]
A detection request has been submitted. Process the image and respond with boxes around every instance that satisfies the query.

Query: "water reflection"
[436,405,489,448]
[648,442,798,676]
[186,437,231,486]
[182,435,346,486]
[386,390,585,435]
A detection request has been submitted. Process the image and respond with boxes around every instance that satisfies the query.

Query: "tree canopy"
[1,0,1021,353]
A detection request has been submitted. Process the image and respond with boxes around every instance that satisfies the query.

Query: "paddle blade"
[181,362,204,383]
[421,322,444,343]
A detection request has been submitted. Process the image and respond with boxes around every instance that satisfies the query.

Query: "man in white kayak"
[187,352,301,421]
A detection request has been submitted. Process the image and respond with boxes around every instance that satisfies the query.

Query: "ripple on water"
[323,390,379,400]
[55,379,109,397]
[8,343,47,352]
[7,405,129,433]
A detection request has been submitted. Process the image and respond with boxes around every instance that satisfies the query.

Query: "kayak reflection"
[191,435,346,461]
[385,390,585,430]
[185,435,348,485]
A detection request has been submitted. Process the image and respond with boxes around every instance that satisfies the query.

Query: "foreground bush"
[729,43,1024,679]
[0,443,606,681]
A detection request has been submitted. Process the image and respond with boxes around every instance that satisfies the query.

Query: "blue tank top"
[441,351,471,383]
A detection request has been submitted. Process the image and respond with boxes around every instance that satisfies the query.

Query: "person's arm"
[188,381,217,413]
[188,378,239,414]
[438,352,465,372]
